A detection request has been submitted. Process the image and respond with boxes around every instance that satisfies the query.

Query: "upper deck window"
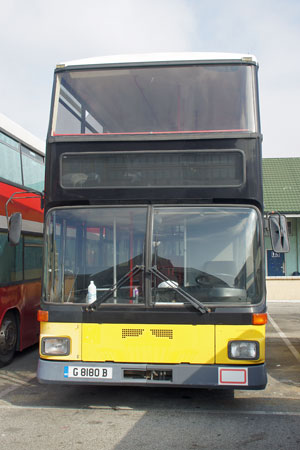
[0,132,45,191]
[52,63,258,136]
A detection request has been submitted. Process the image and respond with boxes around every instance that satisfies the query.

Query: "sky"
[0,0,299,158]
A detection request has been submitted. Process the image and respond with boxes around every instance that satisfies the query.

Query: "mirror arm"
[5,190,44,227]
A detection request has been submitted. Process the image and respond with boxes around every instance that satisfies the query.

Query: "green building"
[263,157,300,299]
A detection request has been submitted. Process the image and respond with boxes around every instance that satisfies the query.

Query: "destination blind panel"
[61,150,244,189]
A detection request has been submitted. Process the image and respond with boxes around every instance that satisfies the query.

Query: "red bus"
[0,113,44,367]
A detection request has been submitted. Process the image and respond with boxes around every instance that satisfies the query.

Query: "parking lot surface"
[0,301,299,449]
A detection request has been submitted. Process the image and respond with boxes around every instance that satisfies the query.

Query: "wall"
[265,218,300,276]
[265,217,300,300]
[266,277,300,300]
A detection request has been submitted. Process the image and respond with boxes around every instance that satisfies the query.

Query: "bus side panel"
[19,281,41,350]
[215,325,265,364]
[82,324,215,364]
[0,283,40,351]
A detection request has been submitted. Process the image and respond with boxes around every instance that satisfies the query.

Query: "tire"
[0,312,18,368]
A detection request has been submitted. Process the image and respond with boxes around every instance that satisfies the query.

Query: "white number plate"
[64,366,113,379]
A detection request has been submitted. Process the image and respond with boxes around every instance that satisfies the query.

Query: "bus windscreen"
[43,206,263,306]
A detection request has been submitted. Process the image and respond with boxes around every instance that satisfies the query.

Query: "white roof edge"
[60,52,258,68]
[0,112,45,155]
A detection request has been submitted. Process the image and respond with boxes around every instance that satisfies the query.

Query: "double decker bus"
[0,113,44,367]
[36,53,288,388]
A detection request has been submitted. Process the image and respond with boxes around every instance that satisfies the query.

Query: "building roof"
[263,158,300,214]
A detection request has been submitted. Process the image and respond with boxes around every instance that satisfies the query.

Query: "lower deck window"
[0,232,43,284]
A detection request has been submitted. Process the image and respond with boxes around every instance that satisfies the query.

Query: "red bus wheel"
[0,312,18,367]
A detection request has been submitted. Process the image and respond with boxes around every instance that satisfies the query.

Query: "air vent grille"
[151,329,173,339]
[122,329,144,339]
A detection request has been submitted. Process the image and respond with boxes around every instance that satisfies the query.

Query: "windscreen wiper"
[149,266,210,314]
[83,265,144,311]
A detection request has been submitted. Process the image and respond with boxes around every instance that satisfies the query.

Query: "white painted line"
[268,300,300,303]
[182,409,300,417]
[268,314,300,363]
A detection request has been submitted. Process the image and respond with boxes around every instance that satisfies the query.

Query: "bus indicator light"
[37,310,49,322]
[252,313,268,325]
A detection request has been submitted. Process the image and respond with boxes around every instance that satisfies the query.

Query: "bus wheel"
[0,312,18,368]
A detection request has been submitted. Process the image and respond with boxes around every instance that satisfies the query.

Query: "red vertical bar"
[129,211,133,300]
[177,85,181,131]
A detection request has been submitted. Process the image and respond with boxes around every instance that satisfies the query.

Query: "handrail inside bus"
[52,129,249,137]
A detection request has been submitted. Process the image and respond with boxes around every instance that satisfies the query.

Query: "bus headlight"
[41,337,70,356]
[228,341,259,360]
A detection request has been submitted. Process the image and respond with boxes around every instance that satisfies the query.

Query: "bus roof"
[0,112,45,156]
[58,52,258,69]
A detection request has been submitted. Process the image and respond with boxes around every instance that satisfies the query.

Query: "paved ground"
[0,301,299,449]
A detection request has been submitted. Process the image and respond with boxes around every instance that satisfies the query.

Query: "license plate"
[218,367,248,385]
[64,366,113,379]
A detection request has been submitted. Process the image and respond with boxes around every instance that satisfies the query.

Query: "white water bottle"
[87,280,97,303]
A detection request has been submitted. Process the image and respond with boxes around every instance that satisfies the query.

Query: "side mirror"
[8,213,22,246]
[269,213,290,253]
